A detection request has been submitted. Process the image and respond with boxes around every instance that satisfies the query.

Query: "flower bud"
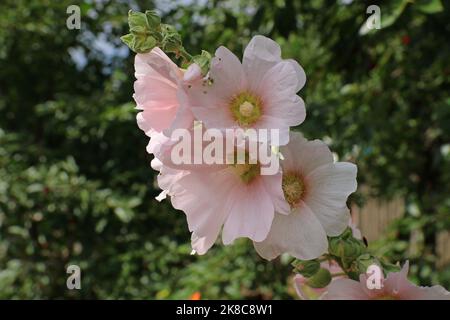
[122,10,160,53]
[329,237,365,261]
[293,260,320,277]
[145,10,161,29]
[306,268,332,288]
[355,253,380,274]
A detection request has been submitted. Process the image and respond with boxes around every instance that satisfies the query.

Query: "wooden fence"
[351,195,450,269]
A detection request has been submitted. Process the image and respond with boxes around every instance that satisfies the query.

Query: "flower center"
[233,163,260,184]
[229,151,260,184]
[282,172,306,207]
[230,91,262,127]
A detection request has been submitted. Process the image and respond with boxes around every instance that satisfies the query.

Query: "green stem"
[177,47,193,66]
[332,272,347,278]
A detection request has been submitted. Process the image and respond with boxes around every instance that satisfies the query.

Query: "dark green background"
[0,0,449,299]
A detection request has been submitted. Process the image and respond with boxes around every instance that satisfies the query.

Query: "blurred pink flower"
[253,132,357,260]
[323,261,450,300]
[134,47,200,136]
[184,36,306,146]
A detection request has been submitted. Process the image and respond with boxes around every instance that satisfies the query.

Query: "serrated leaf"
[120,33,134,48]
[128,10,148,30]
[145,10,161,28]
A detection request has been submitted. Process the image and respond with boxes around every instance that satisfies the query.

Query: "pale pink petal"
[222,178,275,244]
[184,63,202,83]
[243,35,282,93]
[133,77,178,110]
[135,47,181,80]
[172,168,236,239]
[281,132,334,175]
[253,203,327,260]
[258,60,304,98]
[349,218,362,240]
[133,47,188,134]
[208,46,246,100]
[136,112,153,136]
[253,116,290,146]
[286,59,306,92]
[162,89,196,136]
[263,94,306,127]
[191,232,216,255]
[305,162,357,236]
[406,285,450,300]
[385,262,450,300]
[190,103,236,130]
[137,107,178,133]
[261,172,290,215]
[323,279,370,300]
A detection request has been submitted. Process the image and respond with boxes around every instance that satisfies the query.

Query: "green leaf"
[416,0,444,14]
[359,0,411,36]
[145,10,161,29]
[120,33,134,48]
[128,10,148,31]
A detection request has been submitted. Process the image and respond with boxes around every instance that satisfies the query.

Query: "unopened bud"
[145,10,161,29]
[356,253,380,274]
[306,268,332,288]
[293,260,320,277]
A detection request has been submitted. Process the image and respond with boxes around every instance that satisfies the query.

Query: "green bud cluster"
[292,259,320,277]
[306,268,332,288]
[121,10,212,70]
[121,10,162,54]
[326,227,389,280]
[292,259,331,288]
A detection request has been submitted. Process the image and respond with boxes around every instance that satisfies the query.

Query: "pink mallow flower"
[323,261,450,300]
[253,132,357,260]
[154,147,290,255]
[134,47,200,136]
[184,35,306,146]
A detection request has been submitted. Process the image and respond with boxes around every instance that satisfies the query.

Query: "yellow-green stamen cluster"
[229,91,262,127]
[282,172,305,207]
[233,163,260,184]
[229,151,260,184]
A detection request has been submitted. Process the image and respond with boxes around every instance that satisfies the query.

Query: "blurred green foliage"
[0,0,449,298]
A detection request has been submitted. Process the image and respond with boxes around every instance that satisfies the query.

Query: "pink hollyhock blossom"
[134,47,200,136]
[184,35,306,146]
[156,145,290,254]
[253,132,357,260]
[323,261,450,300]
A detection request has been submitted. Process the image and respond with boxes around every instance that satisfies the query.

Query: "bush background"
[0,0,449,299]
